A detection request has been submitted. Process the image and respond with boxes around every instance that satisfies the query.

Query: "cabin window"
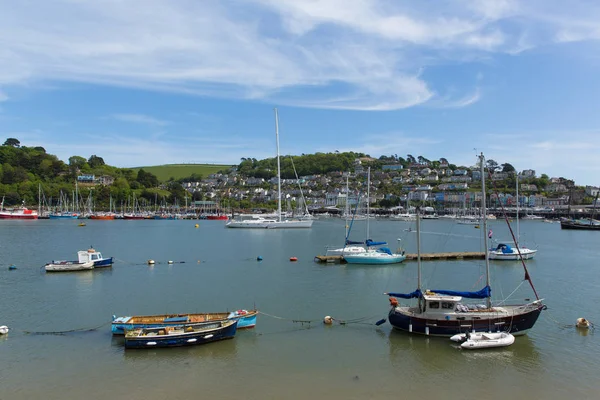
[92,255,98,260]
[428,301,440,309]
[442,302,454,310]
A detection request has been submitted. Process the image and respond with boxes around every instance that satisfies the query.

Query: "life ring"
[389,297,399,307]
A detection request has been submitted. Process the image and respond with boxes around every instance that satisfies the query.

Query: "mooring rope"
[22,321,111,335]
[258,311,382,326]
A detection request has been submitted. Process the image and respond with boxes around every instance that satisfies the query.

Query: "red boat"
[0,199,38,220]
[206,215,229,220]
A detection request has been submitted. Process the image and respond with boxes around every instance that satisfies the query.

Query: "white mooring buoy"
[323,316,333,325]
[576,317,590,329]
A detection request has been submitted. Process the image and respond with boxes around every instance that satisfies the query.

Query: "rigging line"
[486,167,541,301]
[493,280,526,306]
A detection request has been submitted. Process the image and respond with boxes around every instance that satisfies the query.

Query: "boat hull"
[388,304,544,337]
[124,320,237,349]
[560,220,600,230]
[45,261,94,272]
[112,310,258,335]
[93,257,114,268]
[226,219,313,229]
[488,249,537,260]
[343,253,406,265]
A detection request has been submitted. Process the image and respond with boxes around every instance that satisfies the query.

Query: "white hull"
[488,248,537,260]
[326,245,366,256]
[451,331,515,349]
[45,261,94,272]
[226,219,313,229]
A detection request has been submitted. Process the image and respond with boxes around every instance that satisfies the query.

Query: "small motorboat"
[450,331,515,349]
[124,319,237,349]
[44,260,94,272]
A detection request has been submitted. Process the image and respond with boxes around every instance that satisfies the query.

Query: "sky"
[1,0,600,185]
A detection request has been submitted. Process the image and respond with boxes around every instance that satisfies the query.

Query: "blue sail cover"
[428,285,491,299]
[387,289,422,299]
[387,286,491,299]
[378,247,393,255]
[366,239,387,246]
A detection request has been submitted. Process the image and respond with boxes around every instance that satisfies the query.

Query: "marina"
[0,217,599,399]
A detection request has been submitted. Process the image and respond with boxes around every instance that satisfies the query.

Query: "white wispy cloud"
[0,89,8,102]
[111,114,170,126]
[1,1,597,111]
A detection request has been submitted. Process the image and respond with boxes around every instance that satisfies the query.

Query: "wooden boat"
[45,260,94,272]
[124,319,237,349]
[111,309,258,335]
[450,331,515,349]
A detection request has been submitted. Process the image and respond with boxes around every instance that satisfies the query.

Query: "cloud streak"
[111,114,170,127]
[0,1,599,111]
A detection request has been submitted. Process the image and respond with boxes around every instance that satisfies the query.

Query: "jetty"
[314,251,485,264]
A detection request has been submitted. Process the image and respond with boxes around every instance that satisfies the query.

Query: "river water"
[0,217,598,400]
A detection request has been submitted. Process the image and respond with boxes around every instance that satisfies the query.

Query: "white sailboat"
[386,153,545,336]
[226,108,313,229]
[488,172,537,260]
[342,167,406,265]
[326,174,367,256]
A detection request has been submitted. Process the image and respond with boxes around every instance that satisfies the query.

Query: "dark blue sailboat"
[386,153,545,337]
[124,319,238,349]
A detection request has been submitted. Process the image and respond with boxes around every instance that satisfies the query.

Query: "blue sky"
[1,0,600,185]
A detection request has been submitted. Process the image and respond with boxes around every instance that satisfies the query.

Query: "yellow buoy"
[195,224,199,228]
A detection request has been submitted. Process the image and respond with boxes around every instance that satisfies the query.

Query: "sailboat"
[488,172,537,260]
[226,108,313,229]
[342,167,406,265]
[386,153,545,336]
[326,174,367,256]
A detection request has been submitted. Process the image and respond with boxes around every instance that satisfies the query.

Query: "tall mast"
[274,108,282,222]
[366,167,371,239]
[516,171,520,245]
[345,174,349,238]
[480,153,491,309]
[416,207,422,312]
[38,183,41,216]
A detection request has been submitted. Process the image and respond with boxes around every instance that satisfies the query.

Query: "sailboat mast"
[366,167,371,239]
[274,108,282,222]
[416,208,423,312]
[480,153,491,309]
[516,171,520,245]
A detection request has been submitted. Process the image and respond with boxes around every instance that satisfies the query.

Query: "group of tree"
[0,138,178,209]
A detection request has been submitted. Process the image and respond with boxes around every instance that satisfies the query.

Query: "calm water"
[1,217,599,400]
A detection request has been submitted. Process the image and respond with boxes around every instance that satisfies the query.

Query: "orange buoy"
[389,297,399,307]
[290,257,298,262]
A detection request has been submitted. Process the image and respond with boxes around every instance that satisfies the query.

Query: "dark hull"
[124,321,237,349]
[93,257,114,268]
[388,305,544,336]
[560,221,600,230]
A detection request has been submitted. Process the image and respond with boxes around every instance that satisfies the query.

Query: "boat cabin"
[78,248,104,264]
[422,293,461,313]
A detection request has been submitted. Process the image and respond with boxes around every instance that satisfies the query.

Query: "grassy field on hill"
[131,164,233,182]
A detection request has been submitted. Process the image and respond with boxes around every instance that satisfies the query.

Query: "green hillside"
[131,164,233,182]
